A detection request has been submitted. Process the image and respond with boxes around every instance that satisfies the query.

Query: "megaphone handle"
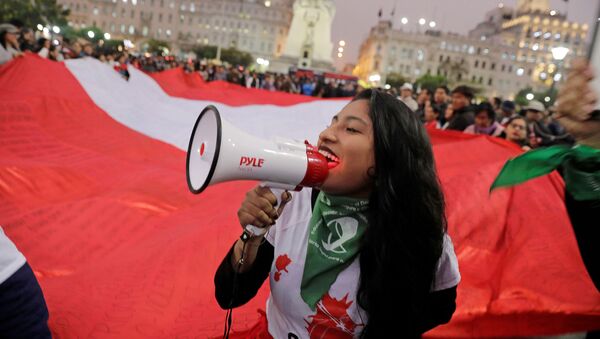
[244,224,268,236]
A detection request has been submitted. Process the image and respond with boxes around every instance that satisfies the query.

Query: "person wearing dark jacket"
[446,85,475,131]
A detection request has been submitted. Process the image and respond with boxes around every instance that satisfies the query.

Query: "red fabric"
[0,55,599,338]
[148,67,347,107]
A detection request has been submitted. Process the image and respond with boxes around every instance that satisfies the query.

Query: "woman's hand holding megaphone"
[231,186,292,272]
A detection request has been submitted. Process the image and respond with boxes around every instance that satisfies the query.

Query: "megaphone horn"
[186,105,330,195]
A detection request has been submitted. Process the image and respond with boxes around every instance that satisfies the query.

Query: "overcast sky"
[330,0,599,69]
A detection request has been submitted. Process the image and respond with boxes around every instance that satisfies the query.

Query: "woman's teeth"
[318,149,339,163]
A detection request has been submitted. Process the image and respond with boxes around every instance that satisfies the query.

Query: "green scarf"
[300,192,369,310]
[491,144,600,201]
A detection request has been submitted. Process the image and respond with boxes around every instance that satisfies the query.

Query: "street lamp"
[428,21,436,28]
[401,17,408,25]
[87,30,95,39]
[550,46,569,94]
[338,40,346,47]
[418,18,426,26]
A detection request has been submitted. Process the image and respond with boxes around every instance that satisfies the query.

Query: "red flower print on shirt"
[274,254,292,282]
[305,293,362,338]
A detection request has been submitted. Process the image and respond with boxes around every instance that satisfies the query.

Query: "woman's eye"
[346,127,359,133]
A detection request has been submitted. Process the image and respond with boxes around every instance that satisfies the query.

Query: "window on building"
[488,78,493,86]
[482,61,486,69]
[131,10,134,18]
[159,13,162,22]
[439,55,444,62]
[478,76,483,84]
[491,63,496,70]
[474,60,479,68]
[143,26,148,36]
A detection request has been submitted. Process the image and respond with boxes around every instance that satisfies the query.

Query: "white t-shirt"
[0,227,26,284]
[265,189,460,338]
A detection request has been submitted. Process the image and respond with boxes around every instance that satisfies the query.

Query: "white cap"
[400,82,413,91]
[524,100,545,112]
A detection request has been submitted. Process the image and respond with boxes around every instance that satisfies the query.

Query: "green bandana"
[300,192,369,310]
[491,145,600,201]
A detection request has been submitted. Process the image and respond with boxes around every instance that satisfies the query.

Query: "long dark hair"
[354,89,447,337]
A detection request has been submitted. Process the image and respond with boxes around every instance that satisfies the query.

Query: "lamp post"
[550,46,569,95]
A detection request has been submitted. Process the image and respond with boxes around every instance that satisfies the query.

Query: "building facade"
[354,21,532,99]
[57,0,294,60]
[355,0,589,98]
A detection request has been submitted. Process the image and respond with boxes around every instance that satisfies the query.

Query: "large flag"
[0,55,598,338]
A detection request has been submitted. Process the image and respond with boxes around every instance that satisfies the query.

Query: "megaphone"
[186,106,331,234]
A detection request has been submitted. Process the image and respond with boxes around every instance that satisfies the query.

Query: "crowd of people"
[390,82,574,151]
[0,21,358,98]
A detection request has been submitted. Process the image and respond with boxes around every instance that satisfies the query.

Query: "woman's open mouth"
[318,146,340,169]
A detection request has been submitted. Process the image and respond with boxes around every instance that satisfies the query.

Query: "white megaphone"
[186,105,331,236]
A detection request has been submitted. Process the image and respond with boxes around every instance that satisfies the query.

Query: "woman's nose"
[319,126,337,143]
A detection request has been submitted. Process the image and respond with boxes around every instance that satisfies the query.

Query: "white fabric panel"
[65,58,348,151]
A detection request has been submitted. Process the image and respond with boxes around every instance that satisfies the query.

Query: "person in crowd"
[424,100,442,129]
[434,85,450,125]
[0,24,23,65]
[301,78,316,96]
[446,85,475,131]
[214,65,228,81]
[497,100,517,125]
[464,102,504,137]
[415,87,432,122]
[262,74,276,91]
[0,228,51,338]
[523,100,565,147]
[398,82,419,111]
[490,97,502,116]
[82,44,94,57]
[498,116,530,151]
[69,41,83,58]
[215,89,460,338]
[36,38,51,58]
[114,53,130,80]
[48,44,61,61]
[19,28,36,52]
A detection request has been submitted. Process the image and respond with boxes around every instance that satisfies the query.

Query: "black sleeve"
[418,286,458,334]
[214,240,275,309]
[565,190,600,291]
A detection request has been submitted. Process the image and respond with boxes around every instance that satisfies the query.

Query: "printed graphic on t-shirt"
[274,254,292,282]
[305,293,363,338]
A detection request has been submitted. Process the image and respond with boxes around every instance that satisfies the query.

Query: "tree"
[191,45,253,67]
[385,72,410,89]
[192,44,218,60]
[415,74,448,91]
[145,39,171,55]
[221,47,253,67]
[515,87,557,107]
[0,0,69,29]
[62,26,104,43]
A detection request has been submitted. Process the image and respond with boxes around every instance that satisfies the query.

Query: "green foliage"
[220,47,253,67]
[192,45,253,67]
[61,26,104,43]
[192,44,217,59]
[385,72,410,89]
[415,74,448,92]
[145,39,171,55]
[0,0,69,29]
[515,87,557,107]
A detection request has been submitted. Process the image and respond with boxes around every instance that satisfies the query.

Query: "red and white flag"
[0,55,598,338]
